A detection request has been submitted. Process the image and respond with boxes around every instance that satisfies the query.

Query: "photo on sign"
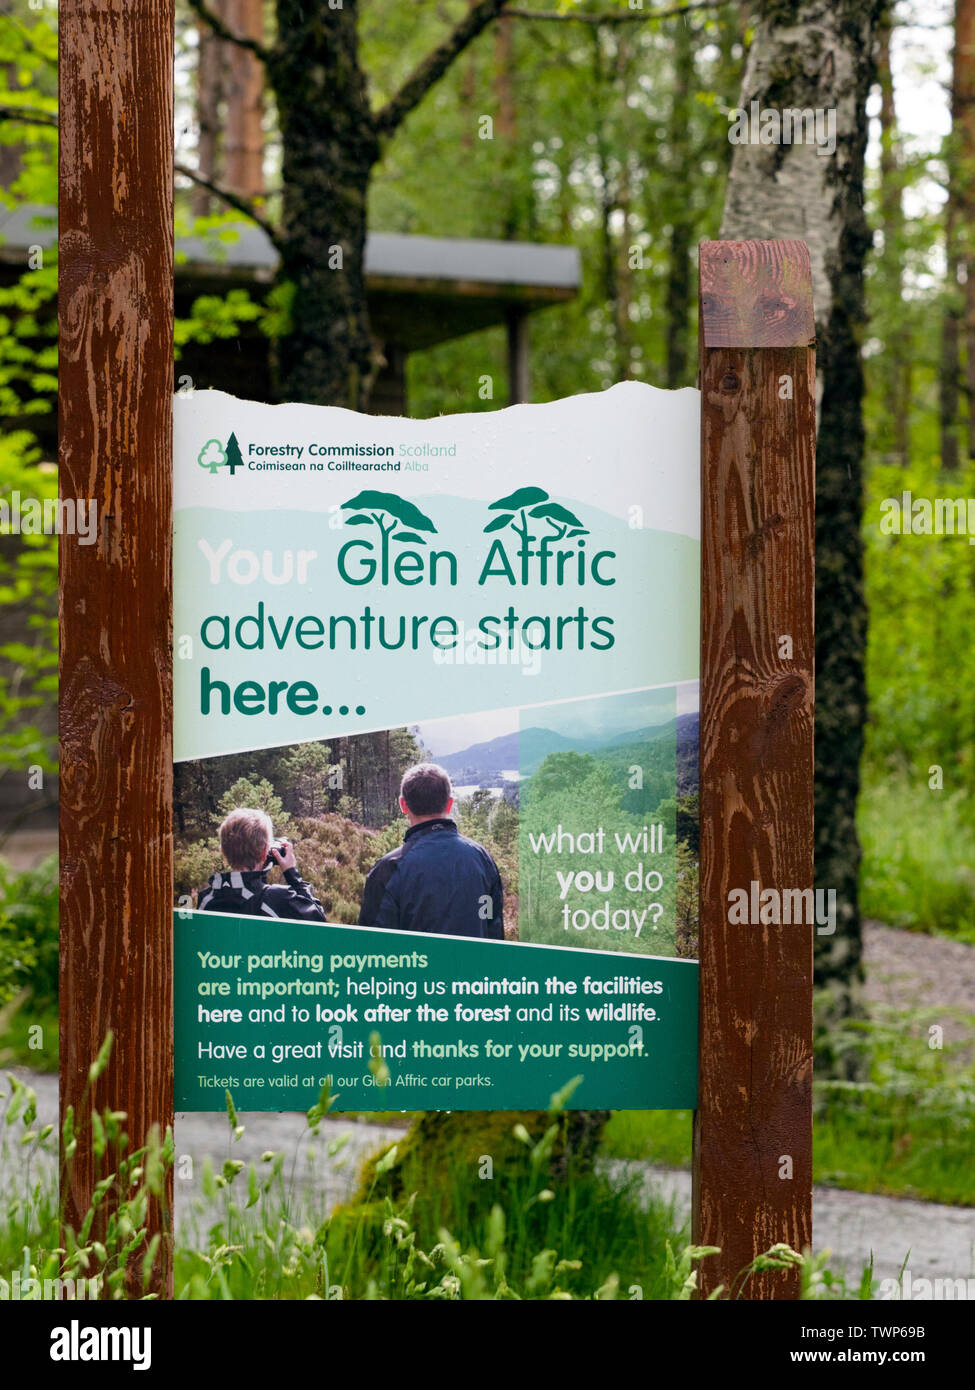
[173,682,699,957]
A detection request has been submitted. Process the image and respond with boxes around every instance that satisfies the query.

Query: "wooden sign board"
[57,5,814,1301]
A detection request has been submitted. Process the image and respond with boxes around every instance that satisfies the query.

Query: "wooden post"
[692,240,816,1300]
[59,1,175,1297]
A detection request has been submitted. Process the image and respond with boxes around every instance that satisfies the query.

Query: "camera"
[263,839,289,872]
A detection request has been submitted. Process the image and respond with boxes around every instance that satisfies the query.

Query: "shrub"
[0,854,58,1008]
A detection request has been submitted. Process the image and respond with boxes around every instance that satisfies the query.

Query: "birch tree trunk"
[956,0,975,461]
[719,0,883,1068]
[877,13,911,465]
[941,0,970,472]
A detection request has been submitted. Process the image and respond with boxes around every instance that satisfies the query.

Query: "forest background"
[2,0,975,1295]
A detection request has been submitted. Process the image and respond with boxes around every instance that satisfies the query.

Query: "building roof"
[0,205,580,349]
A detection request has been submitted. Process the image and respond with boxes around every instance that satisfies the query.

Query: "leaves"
[87,1032,114,1085]
[529,502,586,530]
[488,487,549,511]
[483,513,514,532]
[341,491,437,533]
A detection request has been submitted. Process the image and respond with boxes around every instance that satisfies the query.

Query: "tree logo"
[340,489,438,583]
[197,432,244,477]
[197,439,226,474]
[481,487,590,585]
[485,486,589,543]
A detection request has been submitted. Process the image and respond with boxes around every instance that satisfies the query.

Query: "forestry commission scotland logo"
[197,431,244,476]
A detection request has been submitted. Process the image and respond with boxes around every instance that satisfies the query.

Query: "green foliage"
[453,792,519,936]
[1,1049,177,1300]
[0,433,58,784]
[0,10,57,211]
[0,855,58,1068]
[675,840,698,957]
[363,4,739,410]
[281,741,334,818]
[604,1001,975,1208]
[519,748,678,954]
[860,775,975,939]
[0,853,57,1009]
[812,1006,975,1207]
[176,729,422,839]
[857,445,975,936]
[215,775,289,829]
[863,456,975,788]
[0,923,34,1010]
[2,1051,885,1301]
[174,288,263,352]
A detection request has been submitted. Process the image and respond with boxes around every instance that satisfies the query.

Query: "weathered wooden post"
[692,239,816,1299]
[59,0,175,1297]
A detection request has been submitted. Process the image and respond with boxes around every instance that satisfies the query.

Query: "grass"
[859,775,975,941]
[175,1143,692,1301]
[603,1007,975,1207]
[0,993,57,1072]
[2,1059,877,1300]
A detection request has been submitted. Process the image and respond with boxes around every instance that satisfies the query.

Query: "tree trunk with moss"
[720,0,883,1072]
[268,1,379,408]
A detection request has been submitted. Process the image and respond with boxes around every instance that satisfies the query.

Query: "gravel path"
[611,1164,975,1290]
[0,1068,405,1244]
[864,919,975,1017]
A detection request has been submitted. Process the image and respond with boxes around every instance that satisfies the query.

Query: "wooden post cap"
[699,239,815,349]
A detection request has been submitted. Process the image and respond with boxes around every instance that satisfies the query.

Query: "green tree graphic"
[483,486,549,548]
[528,501,588,541]
[197,438,227,474]
[341,490,437,582]
[225,431,244,476]
[484,487,589,545]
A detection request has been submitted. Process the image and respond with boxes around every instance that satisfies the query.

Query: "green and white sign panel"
[173,383,700,1110]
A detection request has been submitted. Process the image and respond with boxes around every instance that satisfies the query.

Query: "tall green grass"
[3,1058,875,1300]
[859,775,975,940]
[604,1006,975,1207]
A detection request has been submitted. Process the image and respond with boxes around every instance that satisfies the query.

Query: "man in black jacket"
[198,807,326,922]
[359,764,504,939]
